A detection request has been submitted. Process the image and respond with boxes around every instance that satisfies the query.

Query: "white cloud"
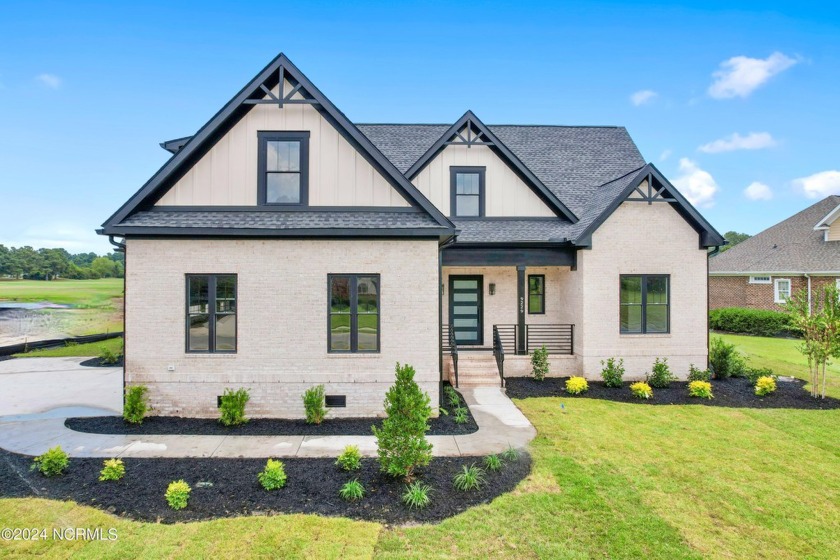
[792,170,840,199]
[630,89,658,106]
[672,158,719,208]
[708,52,797,99]
[744,181,773,200]
[659,149,673,162]
[36,73,62,89]
[698,132,777,154]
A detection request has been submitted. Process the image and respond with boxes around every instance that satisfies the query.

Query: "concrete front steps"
[446,353,503,388]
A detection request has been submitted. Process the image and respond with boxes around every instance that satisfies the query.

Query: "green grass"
[14,337,123,358]
[0,278,123,307]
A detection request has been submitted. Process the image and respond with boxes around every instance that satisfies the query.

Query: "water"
[0,302,69,310]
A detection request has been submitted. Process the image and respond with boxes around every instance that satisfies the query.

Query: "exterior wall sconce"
[489,283,496,295]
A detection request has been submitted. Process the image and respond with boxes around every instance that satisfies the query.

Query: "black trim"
[327,274,380,354]
[105,227,450,238]
[185,274,238,353]
[257,131,310,206]
[448,275,483,346]
[442,246,575,267]
[517,266,526,353]
[450,166,485,218]
[619,274,670,334]
[160,136,192,154]
[528,274,545,315]
[150,205,422,213]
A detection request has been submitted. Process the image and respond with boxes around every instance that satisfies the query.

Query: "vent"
[217,395,222,408]
[325,395,346,408]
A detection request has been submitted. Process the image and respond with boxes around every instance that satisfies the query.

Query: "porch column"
[517,265,526,354]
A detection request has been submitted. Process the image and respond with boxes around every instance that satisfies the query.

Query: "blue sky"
[1,0,839,253]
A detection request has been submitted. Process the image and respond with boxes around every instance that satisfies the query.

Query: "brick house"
[98,54,724,418]
[709,195,840,312]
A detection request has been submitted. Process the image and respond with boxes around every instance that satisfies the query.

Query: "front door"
[449,275,483,346]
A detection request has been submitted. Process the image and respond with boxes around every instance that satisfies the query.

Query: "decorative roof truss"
[242,64,320,109]
[625,172,677,204]
[443,117,495,148]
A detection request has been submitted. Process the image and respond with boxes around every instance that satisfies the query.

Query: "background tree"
[0,245,124,280]
[718,231,751,253]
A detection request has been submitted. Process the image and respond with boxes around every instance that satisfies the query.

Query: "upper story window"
[258,131,310,205]
[187,274,237,353]
[450,166,485,217]
[620,275,669,334]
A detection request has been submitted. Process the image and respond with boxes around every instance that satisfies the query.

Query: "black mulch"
[0,449,530,524]
[505,376,840,410]
[79,356,124,368]
[0,355,14,362]
[65,388,477,437]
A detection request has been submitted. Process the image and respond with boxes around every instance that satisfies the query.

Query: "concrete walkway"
[0,381,536,458]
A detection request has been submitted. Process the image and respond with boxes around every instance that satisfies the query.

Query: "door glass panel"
[453,318,478,327]
[453,280,478,289]
[454,331,477,341]
[453,305,477,315]
[453,292,477,302]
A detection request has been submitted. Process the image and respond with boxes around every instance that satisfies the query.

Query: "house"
[98,53,724,418]
[709,196,840,311]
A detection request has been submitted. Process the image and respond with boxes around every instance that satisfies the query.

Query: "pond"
[0,302,70,310]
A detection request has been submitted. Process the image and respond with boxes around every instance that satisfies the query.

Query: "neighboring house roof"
[709,195,840,274]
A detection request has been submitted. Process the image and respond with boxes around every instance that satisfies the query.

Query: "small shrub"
[402,481,431,509]
[453,406,469,424]
[302,384,327,425]
[31,446,69,477]
[98,344,121,365]
[688,364,712,382]
[483,454,503,472]
[501,445,520,462]
[123,385,148,425]
[453,464,486,491]
[336,445,362,471]
[646,358,676,388]
[600,357,625,388]
[219,388,250,426]
[709,337,747,379]
[99,458,125,481]
[688,381,714,399]
[709,307,794,337]
[565,376,588,395]
[258,459,288,490]
[530,345,549,381]
[755,376,777,397]
[165,480,191,510]
[746,367,775,385]
[630,381,653,399]
[339,479,365,502]
[444,386,460,408]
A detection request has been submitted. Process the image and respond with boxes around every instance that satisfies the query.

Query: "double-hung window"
[186,275,237,352]
[328,274,380,353]
[774,278,791,303]
[620,275,669,334]
[258,131,309,205]
[528,275,545,314]
[450,167,485,217]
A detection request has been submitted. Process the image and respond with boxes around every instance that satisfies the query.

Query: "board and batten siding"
[156,81,410,207]
[411,142,556,217]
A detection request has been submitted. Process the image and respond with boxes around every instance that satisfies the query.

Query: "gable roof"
[710,195,840,274]
[100,53,454,236]
[814,200,840,229]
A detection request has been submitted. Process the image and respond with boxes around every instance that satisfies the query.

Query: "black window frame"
[327,274,380,354]
[449,166,486,218]
[619,274,670,334]
[528,274,545,315]
[257,131,310,206]
[185,274,238,354]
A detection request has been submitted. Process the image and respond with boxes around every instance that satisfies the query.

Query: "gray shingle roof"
[452,219,576,243]
[709,196,840,273]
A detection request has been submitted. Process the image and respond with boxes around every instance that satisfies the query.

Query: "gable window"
[329,274,380,353]
[620,275,669,334]
[450,167,485,217]
[528,275,545,314]
[774,278,791,303]
[749,276,771,284]
[258,131,309,205]
[187,274,237,353]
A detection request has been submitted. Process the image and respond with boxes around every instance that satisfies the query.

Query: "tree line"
[0,245,124,280]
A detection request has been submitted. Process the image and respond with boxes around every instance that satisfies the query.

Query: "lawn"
[13,337,123,358]
[0,278,123,307]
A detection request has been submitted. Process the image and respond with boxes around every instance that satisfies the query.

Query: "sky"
[1,0,839,253]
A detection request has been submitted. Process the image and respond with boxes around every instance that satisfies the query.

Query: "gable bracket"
[243,64,320,108]
[626,173,676,204]
[443,117,495,148]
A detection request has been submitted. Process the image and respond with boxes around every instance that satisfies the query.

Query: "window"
[186,275,236,352]
[774,278,791,303]
[328,274,380,353]
[258,131,309,205]
[749,276,771,284]
[528,275,545,314]
[620,275,669,334]
[450,167,485,217]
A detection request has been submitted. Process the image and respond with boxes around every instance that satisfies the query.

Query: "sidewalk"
[0,387,535,458]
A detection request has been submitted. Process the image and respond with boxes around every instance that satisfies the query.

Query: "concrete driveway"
[0,357,121,417]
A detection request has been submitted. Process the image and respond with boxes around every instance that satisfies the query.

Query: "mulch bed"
[505,376,840,410]
[0,449,530,524]
[65,387,478,437]
[79,356,124,368]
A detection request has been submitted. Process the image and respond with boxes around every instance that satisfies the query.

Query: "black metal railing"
[445,322,459,388]
[494,324,517,353]
[526,324,574,355]
[492,325,506,388]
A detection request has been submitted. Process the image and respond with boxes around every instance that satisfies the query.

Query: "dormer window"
[450,166,485,217]
[258,131,309,205]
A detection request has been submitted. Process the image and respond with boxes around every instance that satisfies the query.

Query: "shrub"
[372,363,433,482]
[646,358,676,388]
[755,376,777,397]
[453,406,469,424]
[444,385,460,408]
[688,381,714,399]
[453,464,486,491]
[565,376,589,395]
[123,385,148,425]
[302,384,327,425]
[688,364,712,382]
[709,337,747,379]
[709,307,793,337]
[600,357,625,388]
[746,367,775,385]
[32,446,69,477]
[530,345,549,381]
[339,479,365,502]
[219,388,250,426]
[99,458,125,481]
[336,445,362,471]
[402,481,431,509]
[258,459,288,490]
[501,445,520,462]
[630,382,653,399]
[483,454,503,472]
[165,480,191,510]
[99,344,121,365]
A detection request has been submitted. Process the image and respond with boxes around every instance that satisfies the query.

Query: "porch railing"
[493,323,574,355]
[443,322,459,388]
[492,325,506,388]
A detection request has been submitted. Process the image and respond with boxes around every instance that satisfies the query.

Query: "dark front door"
[449,275,483,346]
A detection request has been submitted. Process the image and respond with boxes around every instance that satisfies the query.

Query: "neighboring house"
[99,54,724,418]
[709,195,840,311]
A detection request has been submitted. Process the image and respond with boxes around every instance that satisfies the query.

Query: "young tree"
[785,285,840,399]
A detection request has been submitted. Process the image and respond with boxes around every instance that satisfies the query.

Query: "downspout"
[707,245,720,371]
[806,274,812,315]
[438,235,457,402]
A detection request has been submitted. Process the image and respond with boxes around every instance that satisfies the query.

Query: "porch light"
[489,283,496,295]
